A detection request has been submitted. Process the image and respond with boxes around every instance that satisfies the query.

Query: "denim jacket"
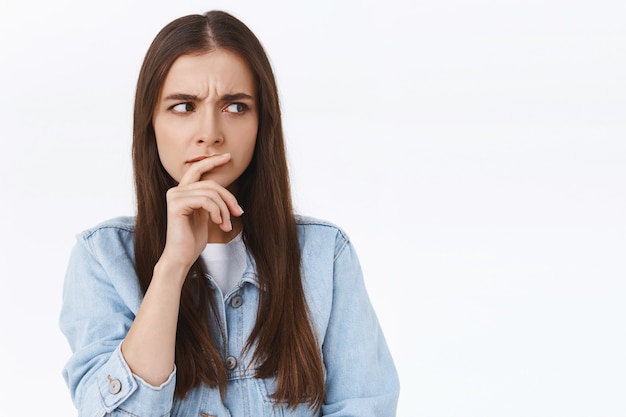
[60,215,399,417]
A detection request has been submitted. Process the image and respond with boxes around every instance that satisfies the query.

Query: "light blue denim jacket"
[60,215,399,417]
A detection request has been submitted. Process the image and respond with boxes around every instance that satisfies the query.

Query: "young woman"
[60,11,399,417]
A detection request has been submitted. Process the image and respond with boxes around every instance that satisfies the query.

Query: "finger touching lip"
[186,153,230,164]
[187,155,210,164]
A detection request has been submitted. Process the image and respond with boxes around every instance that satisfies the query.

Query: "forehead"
[160,49,256,96]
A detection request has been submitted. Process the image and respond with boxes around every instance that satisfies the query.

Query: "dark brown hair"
[132,11,324,411]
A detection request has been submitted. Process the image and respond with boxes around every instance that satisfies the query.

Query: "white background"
[1,0,625,416]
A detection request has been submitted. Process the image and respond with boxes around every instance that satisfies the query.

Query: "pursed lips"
[186,154,220,164]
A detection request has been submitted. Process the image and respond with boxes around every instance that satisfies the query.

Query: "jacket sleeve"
[321,236,400,417]
[59,232,176,417]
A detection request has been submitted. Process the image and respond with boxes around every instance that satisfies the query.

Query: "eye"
[225,103,247,113]
[171,102,195,113]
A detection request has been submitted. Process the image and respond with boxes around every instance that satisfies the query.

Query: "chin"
[200,172,236,188]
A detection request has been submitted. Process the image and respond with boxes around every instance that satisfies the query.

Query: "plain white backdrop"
[1,0,625,415]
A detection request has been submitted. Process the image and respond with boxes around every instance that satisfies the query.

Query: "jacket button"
[230,295,243,308]
[109,379,122,395]
[225,356,237,370]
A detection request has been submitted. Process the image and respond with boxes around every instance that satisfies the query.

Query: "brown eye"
[226,103,247,113]
[172,102,195,112]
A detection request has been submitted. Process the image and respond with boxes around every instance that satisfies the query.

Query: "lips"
[187,155,211,163]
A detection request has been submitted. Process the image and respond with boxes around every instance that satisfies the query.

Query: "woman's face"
[153,49,258,188]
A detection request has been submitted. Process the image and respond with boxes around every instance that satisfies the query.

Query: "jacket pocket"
[254,376,284,417]
[254,376,319,417]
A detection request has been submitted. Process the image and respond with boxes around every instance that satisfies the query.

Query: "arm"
[321,238,400,417]
[60,232,178,417]
[122,153,241,386]
[120,259,186,387]
[60,154,243,416]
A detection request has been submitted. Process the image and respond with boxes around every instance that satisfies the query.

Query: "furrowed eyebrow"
[162,92,254,102]
[221,93,254,101]
[163,93,198,102]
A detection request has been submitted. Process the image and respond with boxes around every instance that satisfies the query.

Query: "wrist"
[153,257,191,288]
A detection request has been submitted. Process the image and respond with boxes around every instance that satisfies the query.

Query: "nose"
[196,110,223,146]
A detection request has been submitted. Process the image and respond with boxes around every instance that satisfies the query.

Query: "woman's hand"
[159,153,244,273]
[123,155,243,387]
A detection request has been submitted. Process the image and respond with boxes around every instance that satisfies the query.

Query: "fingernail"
[227,220,233,231]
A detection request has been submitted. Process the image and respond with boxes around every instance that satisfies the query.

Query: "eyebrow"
[222,93,254,102]
[163,92,254,102]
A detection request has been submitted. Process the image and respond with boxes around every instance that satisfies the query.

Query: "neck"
[206,217,242,244]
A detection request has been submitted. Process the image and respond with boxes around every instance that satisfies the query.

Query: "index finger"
[179,153,231,186]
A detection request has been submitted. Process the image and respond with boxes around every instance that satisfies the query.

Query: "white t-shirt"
[198,233,247,297]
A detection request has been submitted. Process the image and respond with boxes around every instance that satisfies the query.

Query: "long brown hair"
[132,11,324,411]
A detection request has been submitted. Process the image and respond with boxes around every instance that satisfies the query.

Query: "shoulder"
[65,216,142,315]
[80,216,136,238]
[76,216,136,263]
[295,215,349,239]
[294,215,351,259]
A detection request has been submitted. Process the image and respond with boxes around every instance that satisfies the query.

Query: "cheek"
[153,121,183,179]
[227,117,258,159]
[244,116,259,152]
[154,120,174,149]
[154,116,187,152]
[242,126,258,160]
[154,132,170,163]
